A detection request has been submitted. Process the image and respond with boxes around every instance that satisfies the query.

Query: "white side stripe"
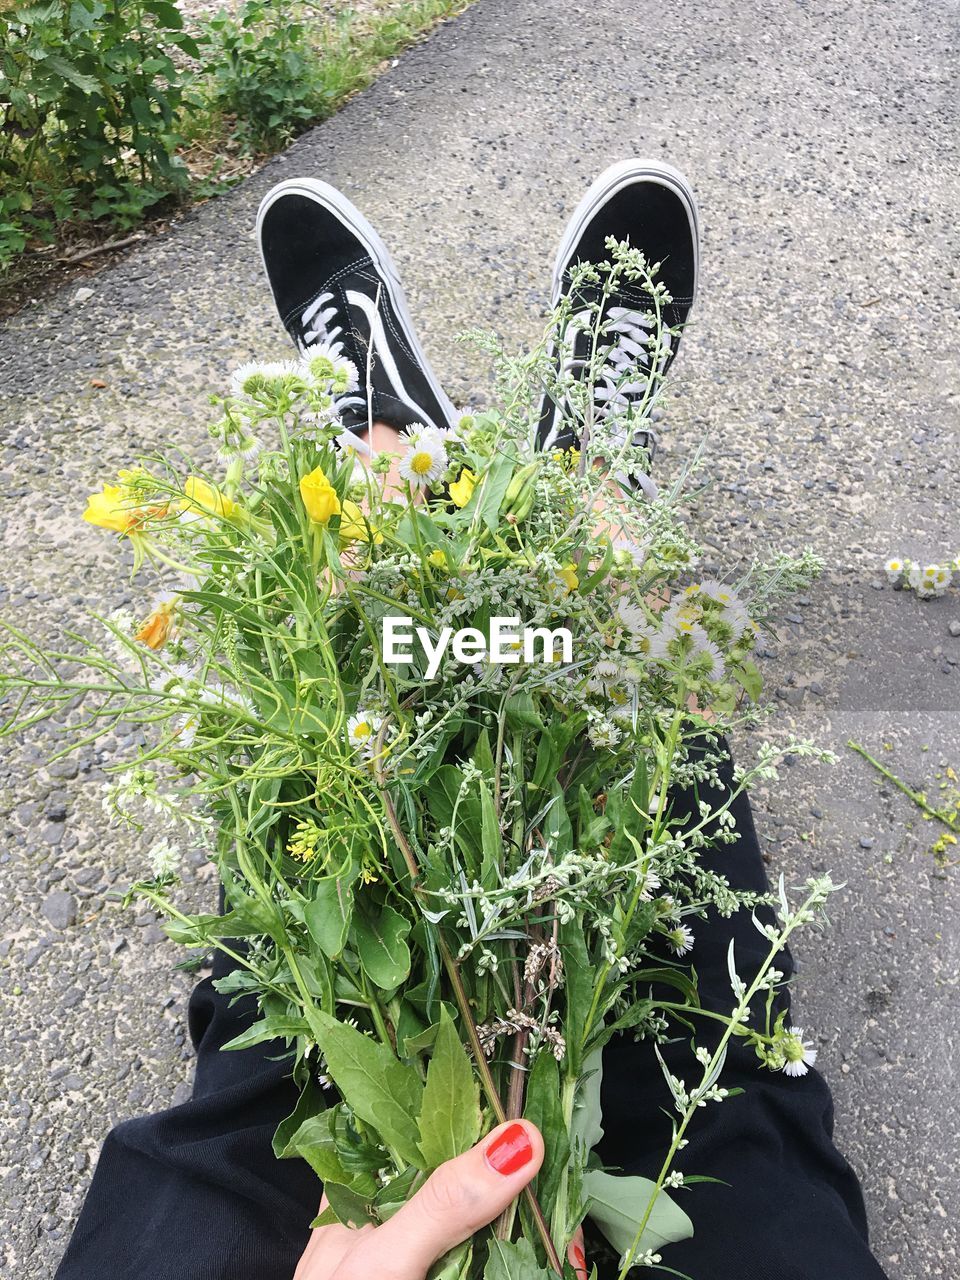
[346,289,444,434]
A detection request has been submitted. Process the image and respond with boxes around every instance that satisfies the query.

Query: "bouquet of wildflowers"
[1,244,835,1279]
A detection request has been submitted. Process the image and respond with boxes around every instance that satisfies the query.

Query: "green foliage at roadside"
[0,0,470,274]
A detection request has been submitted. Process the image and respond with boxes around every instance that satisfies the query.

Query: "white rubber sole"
[255,177,458,427]
[551,158,700,307]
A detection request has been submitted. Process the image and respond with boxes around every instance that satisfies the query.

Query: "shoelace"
[568,305,672,418]
[299,290,344,354]
[299,290,366,416]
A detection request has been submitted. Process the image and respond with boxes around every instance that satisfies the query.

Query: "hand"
[292,1120,587,1280]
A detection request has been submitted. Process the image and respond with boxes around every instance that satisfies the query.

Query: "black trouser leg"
[595,747,888,1279]
[58,747,886,1280]
[55,949,316,1280]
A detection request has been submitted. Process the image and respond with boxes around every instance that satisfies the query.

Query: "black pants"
[56,753,889,1280]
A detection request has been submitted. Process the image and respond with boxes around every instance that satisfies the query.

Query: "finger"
[356,1121,544,1277]
[568,1227,588,1279]
[294,1191,364,1279]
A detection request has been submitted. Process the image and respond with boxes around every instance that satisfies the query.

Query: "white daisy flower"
[398,426,448,489]
[911,562,948,598]
[217,433,262,465]
[611,537,649,569]
[301,342,360,394]
[690,633,725,683]
[177,716,198,749]
[347,710,383,757]
[589,658,623,692]
[230,360,301,399]
[587,718,622,749]
[638,864,662,901]
[781,1026,818,1077]
[198,682,254,716]
[666,923,695,956]
[929,565,951,596]
[883,557,905,584]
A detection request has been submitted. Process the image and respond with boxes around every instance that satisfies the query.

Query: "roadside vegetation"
[0,0,469,306]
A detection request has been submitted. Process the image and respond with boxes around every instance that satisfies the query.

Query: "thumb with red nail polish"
[293,1120,544,1280]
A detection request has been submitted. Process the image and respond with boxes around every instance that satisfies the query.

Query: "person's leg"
[55,946,317,1280]
[596,744,888,1280]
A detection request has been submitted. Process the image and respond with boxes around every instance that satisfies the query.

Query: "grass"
[0,0,473,316]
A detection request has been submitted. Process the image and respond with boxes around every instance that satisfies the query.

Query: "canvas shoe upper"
[257,179,456,437]
[537,160,700,473]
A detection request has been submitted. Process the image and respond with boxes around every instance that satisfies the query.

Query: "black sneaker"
[536,160,700,470]
[256,178,456,437]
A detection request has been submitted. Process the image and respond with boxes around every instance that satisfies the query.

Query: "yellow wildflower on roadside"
[136,597,178,651]
[184,476,236,519]
[449,467,477,508]
[299,467,341,524]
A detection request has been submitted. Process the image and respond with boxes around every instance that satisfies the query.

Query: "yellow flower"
[360,864,380,885]
[449,467,477,508]
[83,470,167,534]
[338,500,381,544]
[559,563,580,593]
[135,598,178,651]
[299,467,341,524]
[184,476,236,519]
[427,549,448,570]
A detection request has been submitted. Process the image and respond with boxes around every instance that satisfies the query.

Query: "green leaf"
[222,877,287,942]
[315,1011,425,1169]
[274,1073,326,1159]
[417,1008,481,1168]
[503,691,544,732]
[559,916,591,1072]
[570,1044,604,1156]
[735,658,763,702]
[476,454,517,532]
[354,902,412,990]
[583,1169,693,1259]
[477,779,501,887]
[579,534,615,593]
[373,1163,420,1221]
[221,1015,309,1052]
[428,1242,472,1280]
[283,1111,348,1183]
[41,53,99,94]
[304,859,360,958]
[324,1180,376,1228]
[521,1051,568,1216]
[484,1237,556,1280]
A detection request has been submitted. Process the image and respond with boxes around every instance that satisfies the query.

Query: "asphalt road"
[1,1,958,1275]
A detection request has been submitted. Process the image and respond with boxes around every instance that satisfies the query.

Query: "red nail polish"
[485,1122,533,1175]
[571,1242,587,1274]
